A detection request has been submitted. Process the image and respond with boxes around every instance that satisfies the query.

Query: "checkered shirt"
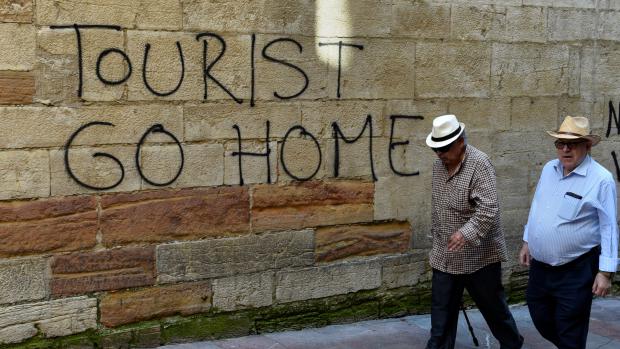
[430,145,508,274]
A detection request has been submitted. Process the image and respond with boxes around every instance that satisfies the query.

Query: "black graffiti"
[136,124,185,186]
[281,126,322,181]
[606,101,620,182]
[232,122,272,186]
[389,115,423,176]
[143,42,185,97]
[64,121,125,190]
[332,114,377,181]
[262,38,309,100]
[96,48,132,85]
[196,33,243,104]
[317,41,364,98]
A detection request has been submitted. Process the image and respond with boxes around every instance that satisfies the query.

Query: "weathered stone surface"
[275,260,381,303]
[100,281,211,327]
[251,180,374,232]
[223,141,278,185]
[100,186,250,246]
[51,247,156,296]
[491,43,569,97]
[183,0,314,34]
[505,6,547,43]
[0,296,96,342]
[548,8,597,41]
[0,105,183,149]
[391,1,450,39]
[49,146,141,197]
[322,138,394,180]
[277,135,328,183]
[140,143,225,189]
[313,0,392,37]
[0,257,47,305]
[157,229,314,283]
[324,39,415,99]
[0,0,32,23]
[448,98,511,132]
[0,149,49,201]
[0,23,34,70]
[381,252,429,289]
[0,196,97,257]
[315,221,411,263]
[385,99,449,141]
[510,97,559,131]
[0,71,34,104]
[300,100,386,139]
[185,102,301,141]
[581,45,620,100]
[451,5,506,41]
[523,0,596,7]
[212,272,274,311]
[415,43,491,98]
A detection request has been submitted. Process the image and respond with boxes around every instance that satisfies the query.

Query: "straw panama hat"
[426,114,465,148]
[547,115,600,146]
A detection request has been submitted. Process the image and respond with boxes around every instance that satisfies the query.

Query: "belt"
[531,245,600,270]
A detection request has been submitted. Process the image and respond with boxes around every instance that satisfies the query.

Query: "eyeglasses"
[432,142,455,154]
[554,140,586,150]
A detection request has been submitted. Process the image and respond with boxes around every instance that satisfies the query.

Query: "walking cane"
[461,302,479,347]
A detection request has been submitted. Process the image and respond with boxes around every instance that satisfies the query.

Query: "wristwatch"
[599,271,615,279]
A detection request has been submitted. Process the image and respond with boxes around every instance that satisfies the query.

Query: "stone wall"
[0,0,619,347]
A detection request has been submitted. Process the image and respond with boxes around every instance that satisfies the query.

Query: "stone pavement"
[159,297,620,349]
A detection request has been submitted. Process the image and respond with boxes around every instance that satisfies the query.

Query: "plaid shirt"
[430,145,508,274]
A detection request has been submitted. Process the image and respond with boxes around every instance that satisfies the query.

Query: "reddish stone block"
[0,1,33,23]
[100,281,212,327]
[0,196,97,257]
[51,247,156,297]
[0,71,34,104]
[100,186,251,246]
[316,221,412,263]
[251,180,374,232]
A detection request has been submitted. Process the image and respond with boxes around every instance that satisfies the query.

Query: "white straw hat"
[426,114,465,148]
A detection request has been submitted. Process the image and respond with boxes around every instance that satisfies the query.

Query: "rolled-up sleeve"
[597,178,619,272]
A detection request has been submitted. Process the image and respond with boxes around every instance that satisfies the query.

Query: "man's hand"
[519,242,531,267]
[447,231,466,252]
[592,272,612,297]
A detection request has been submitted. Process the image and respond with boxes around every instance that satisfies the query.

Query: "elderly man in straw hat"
[519,115,618,349]
[425,114,523,349]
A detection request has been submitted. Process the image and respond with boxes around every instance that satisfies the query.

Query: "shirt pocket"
[449,187,472,212]
[557,193,581,220]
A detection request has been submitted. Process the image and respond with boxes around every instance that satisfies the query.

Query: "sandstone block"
[524,0,596,9]
[223,141,278,185]
[448,98,511,132]
[579,46,620,100]
[0,105,182,149]
[277,136,328,183]
[212,272,274,312]
[391,1,450,39]
[183,0,314,35]
[0,257,48,305]
[275,260,381,303]
[323,38,415,99]
[51,247,156,297]
[448,0,521,5]
[34,51,79,105]
[491,43,569,97]
[0,196,97,257]
[322,138,394,181]
[385,99,449,141]
[156,229,314,283]
[381,252,429,289]
[185,102,301,141]
[251,180,374,232]
[0,149,49,201]
[50,146,141,197]
[140,143,224,189]
[0,0,32,23]
[0,323,37,344]
[315,221,411,263]
[451,5,507,41]
[548,8,597,41]
[505,6,546,43]
[313,0,391,37]
[135,0,182,30]
[100,186,250,246]
[300,100,386,139]
[0,71,34,104]
[0,296,96,342]
[0,23,34,70]
[100,281,211,327]
[255,34,329,101]
[415,43,491,98]
[510,97,559,131]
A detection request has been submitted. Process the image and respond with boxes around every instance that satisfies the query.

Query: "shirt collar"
[554,154,591,178]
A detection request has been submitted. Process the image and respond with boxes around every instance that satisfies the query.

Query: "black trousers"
[426,262,523,349]
[526,246,599,349]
